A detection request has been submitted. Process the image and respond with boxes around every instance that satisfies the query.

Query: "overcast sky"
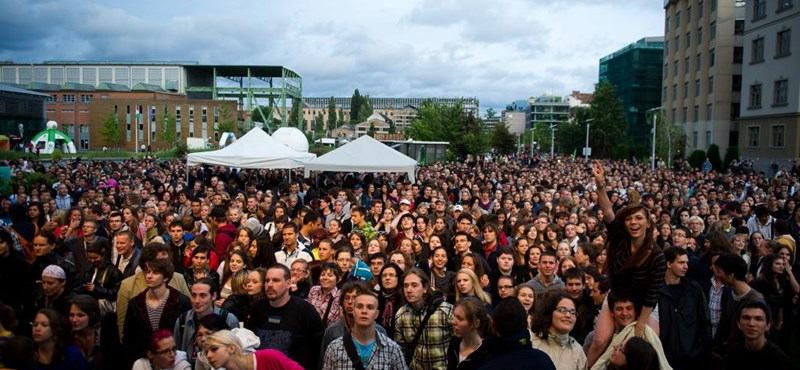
[0,0,664,112]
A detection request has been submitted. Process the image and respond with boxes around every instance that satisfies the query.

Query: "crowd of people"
[0,152,799,370]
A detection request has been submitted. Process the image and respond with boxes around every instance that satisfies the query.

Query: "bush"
[687,149,706,169]
[723,146,740,169]
[707,144,722,170]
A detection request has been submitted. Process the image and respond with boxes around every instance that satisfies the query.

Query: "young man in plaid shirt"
[394,268,454,370]
[322,288,407,369]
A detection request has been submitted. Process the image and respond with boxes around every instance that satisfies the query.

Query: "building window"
[706,130,712,146]
[666,16,671,33]
[63,94,75,103]
[754,0,767,20]
[699,1,704,17]
[731,103,741,119]
[752,38,765,62]
[734,20,745,35]
[693,131,699,147]
[47,94,57,103]
[697,27,703,43]
[733,75,742,91]
[697,53,702,70]
[708,76,714,94]
[676,11,681,28]
[749,84,763,108]
[665,41,670,56]
[673,84,678,100]
[709,48,715,66]
[675,35,680,50]
[175,106,182,134]
[674,61,679,75]
[774,79,788,105]
[694,105,700,121]
[710,21,716,39]
[747,126,759,147]
[778,0,793,11]
[706,103,713,121]
[685,57,690,71]
[663,86,668,101]
[776,30,791,57]
[687,32,691,48]
[684,82,689,97]
[696,79,701,95]
[683,107,688,121]
[687,6,692,22]
[664,64,669,78]
[80,94,92,103]
[733,47,743,63]
[711,0,717,11]
[671,108,677,122]
[772,125,786,147]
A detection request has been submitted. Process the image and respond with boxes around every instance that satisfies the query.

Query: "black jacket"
[122,287,190,366]
[659,278,712,366]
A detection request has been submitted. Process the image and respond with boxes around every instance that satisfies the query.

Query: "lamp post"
[583,118,594,160]
[549,124,557,158]
[647,106,662,171]
[530,126,535,159]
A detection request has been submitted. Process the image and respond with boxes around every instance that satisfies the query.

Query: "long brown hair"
[613,203,656,269]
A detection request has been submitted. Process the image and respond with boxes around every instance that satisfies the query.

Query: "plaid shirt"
[708,277,724,337]
[394,300,454,370]
[322,331,408,370]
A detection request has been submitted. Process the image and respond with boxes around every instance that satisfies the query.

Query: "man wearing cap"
[37,265,76,316]
[354,184,372,210]
[208,207,236,261]
[390,211,416,248]
[432,198,454,230]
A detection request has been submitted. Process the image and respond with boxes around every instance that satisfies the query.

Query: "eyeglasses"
[153,346,177,355]
[555,307,577,316]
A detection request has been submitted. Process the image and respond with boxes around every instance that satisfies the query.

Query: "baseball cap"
[400,199,411,206]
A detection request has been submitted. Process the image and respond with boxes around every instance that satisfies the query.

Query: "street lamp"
[647,106,663,171]
[549,124,557,157]
[583,118,594,160]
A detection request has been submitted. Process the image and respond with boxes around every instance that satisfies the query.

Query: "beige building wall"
[663,0,744,155]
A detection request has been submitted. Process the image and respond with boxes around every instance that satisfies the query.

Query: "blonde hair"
[231,270,249,295]
[454,268,491,305]
[205,330,247,363]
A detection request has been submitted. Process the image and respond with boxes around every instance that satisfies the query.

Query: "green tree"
[490,123,516,155]
[654,111,686,167]
[687,149,706,169]
[367,123,377,137]
[388,120,397,134]
[555,121,585,156]
[161,113,176,148]
[358,96,373,123]
[313,112,325,132]
[100,112,121,149]
[217,104,238,136]
[338,108,345,126]
[327,96,337,130]
[408,101,487,158]
[350,89,363,124]
[287,98,302,129]
[707,144,722,170]
[723,146,740,169]
[486,107,497,119]
[587,81,628,158]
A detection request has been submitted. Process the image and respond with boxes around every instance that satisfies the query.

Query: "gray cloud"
[0,0,664,112]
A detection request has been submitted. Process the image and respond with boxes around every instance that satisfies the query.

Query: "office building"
[662,0,745,155]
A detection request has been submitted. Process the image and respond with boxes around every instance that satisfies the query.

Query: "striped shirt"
[606,219,666,309]
[147,296,168,331]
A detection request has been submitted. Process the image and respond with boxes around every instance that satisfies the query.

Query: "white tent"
[187,127,315,169]
[304,135,418,182]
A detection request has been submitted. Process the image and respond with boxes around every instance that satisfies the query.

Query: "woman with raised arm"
[586,162,665,368]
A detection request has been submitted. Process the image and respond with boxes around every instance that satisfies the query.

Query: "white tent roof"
[304,135,418,182]
[187,127,315,169]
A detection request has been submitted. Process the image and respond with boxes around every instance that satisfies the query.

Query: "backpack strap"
[343,334,367,370]
[407,298,442,365]
[321,293,335,326]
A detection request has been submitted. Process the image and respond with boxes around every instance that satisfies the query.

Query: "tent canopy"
[187,127,315,169]
[304,135,418,182]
